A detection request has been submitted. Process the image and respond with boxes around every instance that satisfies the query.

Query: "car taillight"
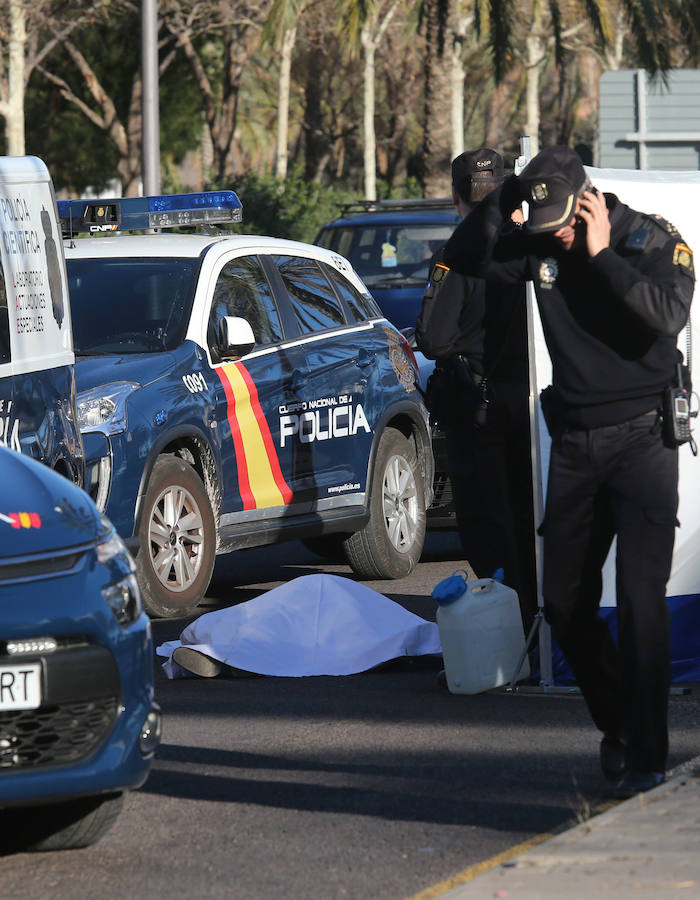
[399,333,419,373]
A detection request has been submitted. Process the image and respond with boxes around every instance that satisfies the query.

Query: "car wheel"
[137,455,216,618]
[1,793,124,852]
[344,427,426,579]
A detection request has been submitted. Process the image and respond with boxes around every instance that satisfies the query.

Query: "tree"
[421,0,514,196]
[0,0,106,155]
[33,3,200,196]
[263,0,308,179]
[37,4,183,196]
[338,0,402,201]
[163,0,273,182]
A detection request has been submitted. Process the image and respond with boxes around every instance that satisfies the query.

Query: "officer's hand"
[578,189,610,257]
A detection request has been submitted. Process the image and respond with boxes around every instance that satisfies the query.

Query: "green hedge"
[211,171,360,244]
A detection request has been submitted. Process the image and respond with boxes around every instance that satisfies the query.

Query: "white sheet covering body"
[156,573,442,678]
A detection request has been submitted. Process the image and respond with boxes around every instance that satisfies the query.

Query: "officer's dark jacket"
[416,244,527,382]
[444,189,695,428]
[415,246,486,372]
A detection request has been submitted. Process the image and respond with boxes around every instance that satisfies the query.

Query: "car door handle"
[355,349,376,369]
[291,368,309,391]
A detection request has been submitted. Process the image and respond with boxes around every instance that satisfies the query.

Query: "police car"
[0,445,159,851]
[60,192,433,618]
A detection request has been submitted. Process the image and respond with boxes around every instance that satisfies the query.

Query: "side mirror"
[218,316,255,358]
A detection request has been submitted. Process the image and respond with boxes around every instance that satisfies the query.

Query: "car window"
[324,267,381,323]
[208,255,281,358]
[68,257,199,354]
[274,256,345,334]
[320,224,454,287]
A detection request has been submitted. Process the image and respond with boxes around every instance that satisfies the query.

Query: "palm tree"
[422,0,515,196]
[421,0,678,192]
[338,0,402,200]
[263,0,309,179]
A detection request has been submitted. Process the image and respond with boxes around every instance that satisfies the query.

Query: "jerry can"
[433,574,530,694]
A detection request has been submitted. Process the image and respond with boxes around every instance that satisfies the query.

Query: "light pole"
[142,0,161,196]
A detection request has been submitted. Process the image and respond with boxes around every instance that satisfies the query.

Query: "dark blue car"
[0,446,160,851]
[315,200,459,528]
[314,199,459,330]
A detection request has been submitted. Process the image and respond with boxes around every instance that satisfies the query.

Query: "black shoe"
[600,734,626,781]
[613,770,665,799]
[172,646,223,678]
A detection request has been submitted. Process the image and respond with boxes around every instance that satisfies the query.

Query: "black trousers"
[542,412,678,773]
[441,376,537,632]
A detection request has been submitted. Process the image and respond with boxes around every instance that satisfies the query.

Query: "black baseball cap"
[519,145,588,234]
[451,148,504,202]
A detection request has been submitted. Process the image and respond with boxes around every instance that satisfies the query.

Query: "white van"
[0,156,82,481]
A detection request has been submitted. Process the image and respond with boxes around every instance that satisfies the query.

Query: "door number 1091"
[182,372,208,393]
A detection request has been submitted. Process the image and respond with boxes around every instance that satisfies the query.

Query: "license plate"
[0,662,42,710]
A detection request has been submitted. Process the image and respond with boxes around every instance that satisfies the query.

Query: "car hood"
[0,448,102,557]
[75,349,180,393]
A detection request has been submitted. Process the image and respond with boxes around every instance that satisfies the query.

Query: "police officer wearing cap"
[416,148,537,632]
[443,144,695,799]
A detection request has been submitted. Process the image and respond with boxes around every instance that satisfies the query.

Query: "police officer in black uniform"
[416,149,537,632]
[443,145,695,798]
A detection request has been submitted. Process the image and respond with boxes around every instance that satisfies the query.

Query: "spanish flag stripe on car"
[217,362,292,510]
[216,364,255,509]
[235,362,293,505]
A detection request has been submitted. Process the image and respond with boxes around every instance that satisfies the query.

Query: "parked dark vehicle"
[314,199,459,331]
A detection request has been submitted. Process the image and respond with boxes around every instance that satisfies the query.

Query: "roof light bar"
[58,190,243,235]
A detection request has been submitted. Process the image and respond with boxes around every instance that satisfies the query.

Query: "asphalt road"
[3,532,700,899]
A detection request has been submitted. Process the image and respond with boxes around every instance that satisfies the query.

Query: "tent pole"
[507,135,554,690]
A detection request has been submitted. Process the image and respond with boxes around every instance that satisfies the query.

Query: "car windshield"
[316,222,455,288]
[67,257,201,355]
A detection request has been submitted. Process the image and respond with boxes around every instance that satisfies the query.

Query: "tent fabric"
[542,594,700,684]
[156,573,442,678]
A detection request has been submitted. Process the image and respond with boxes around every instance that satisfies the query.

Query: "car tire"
[136,455,216,618]
[344,427,426,579]
[1,793,124,852]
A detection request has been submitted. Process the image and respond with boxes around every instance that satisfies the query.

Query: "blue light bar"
[58,190,243,235]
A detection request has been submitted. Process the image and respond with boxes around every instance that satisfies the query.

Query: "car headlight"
[97,522,143,625]
[77,381,140,434]
[102,573,142,625]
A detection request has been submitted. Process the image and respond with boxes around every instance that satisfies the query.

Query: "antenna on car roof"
[337,198,453,215]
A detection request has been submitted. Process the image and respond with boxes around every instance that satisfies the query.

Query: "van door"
[0,157,83,480]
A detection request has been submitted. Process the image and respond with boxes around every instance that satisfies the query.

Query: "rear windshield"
[316,222,455,288]
[67,257,200,354]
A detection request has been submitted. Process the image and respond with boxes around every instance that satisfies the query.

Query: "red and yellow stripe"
[9,512,42,529]
[217,361,292,510]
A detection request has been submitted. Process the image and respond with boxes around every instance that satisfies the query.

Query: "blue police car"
[0,445,159,851]
[314,199,459,330]
[61,192,433,618]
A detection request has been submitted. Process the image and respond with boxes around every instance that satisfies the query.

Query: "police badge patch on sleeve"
[431,262,450,284]
[673,243,695,278]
